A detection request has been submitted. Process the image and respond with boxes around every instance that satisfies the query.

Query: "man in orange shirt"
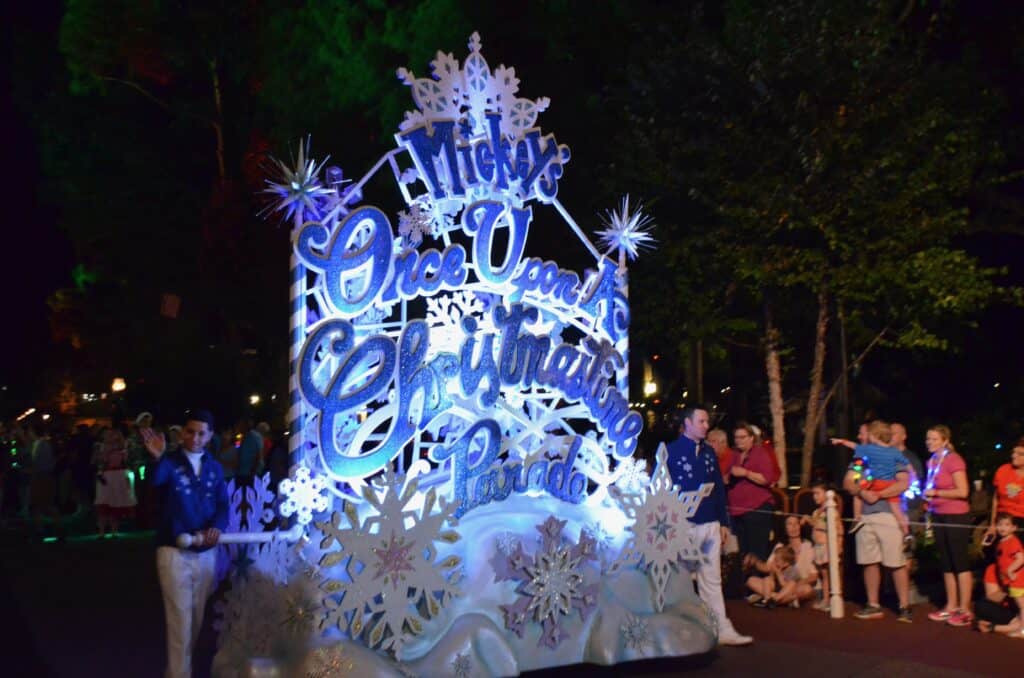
[708,428,733,478]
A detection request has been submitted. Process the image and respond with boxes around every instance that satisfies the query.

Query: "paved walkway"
[2,530,1021,677]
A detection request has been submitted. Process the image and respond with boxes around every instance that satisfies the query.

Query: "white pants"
[689,521,739,636]
[156,546,217,678]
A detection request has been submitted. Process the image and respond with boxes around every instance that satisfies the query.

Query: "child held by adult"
[831,422,910,540]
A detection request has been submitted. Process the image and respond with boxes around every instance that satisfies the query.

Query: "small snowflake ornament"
[279,465,330,526]
[304,645,355,678]
[620,613,651,651]
[496,531,520,556]
[613,457,650,494]
[452,652,472,678]
[397,202,434,245]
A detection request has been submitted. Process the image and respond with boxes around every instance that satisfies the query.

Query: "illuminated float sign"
[219,33,717,675]
[293,32,642,517]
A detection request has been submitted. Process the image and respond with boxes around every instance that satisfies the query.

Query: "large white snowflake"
[279,465,330,526]
[214,568,321,673]
[315,467,462,654]
[396,32,549,141]
[608,443,712,612]
[490,516,599,649]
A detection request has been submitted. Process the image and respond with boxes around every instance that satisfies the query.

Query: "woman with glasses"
[728,422,781,561]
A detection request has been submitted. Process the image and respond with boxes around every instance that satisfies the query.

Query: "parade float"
[210,33,715,677]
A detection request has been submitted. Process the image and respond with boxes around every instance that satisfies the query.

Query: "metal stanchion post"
[826,489,845,618]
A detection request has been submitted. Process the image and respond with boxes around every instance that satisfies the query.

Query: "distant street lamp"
[111,378,126,393]
[643,381,658,396]
[249,394,261,405]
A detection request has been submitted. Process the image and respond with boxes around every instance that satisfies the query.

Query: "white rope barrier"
[730,499,987,621]
[737,505,982,529]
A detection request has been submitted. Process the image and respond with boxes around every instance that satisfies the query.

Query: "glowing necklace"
[925,447,950,496]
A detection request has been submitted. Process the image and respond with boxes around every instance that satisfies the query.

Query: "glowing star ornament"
[262,136,335,225]
[279,466,330,526]
[491,516,600,649]
[596,195,657,262]
[608,444,712,612]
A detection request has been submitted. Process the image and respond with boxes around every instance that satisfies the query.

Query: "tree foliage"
[613,0,1018,480]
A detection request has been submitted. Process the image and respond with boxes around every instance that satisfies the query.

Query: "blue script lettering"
[297,319,397,477]
[295,206,394,317]
[431,419,587,517]
[395,114,570,203]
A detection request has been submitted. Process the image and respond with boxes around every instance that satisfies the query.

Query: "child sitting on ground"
[802,481,843,612]
[745,525,818,610]
[994,513,1024,639]
[831,421,910,541]
[746,545,800,608]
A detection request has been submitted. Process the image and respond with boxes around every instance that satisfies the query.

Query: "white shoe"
[718,630,754,646]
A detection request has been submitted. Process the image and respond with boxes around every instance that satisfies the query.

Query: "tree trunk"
[764,301,788,487]
[800,286,830,486]
[210,59,226,185]
[837,300,850,438]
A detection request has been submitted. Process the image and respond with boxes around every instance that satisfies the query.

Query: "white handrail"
[175,523,305,548]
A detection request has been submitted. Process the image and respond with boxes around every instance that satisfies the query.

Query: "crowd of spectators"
[704,417,1024,639]
[4,407,1024,643]
[0,412,290,539]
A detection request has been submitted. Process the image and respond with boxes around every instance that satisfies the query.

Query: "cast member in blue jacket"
[666,405,753,646]
[143,408,228,678]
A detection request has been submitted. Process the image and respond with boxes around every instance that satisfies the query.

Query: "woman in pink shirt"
[923,424,973,628]
[728,422,781,561]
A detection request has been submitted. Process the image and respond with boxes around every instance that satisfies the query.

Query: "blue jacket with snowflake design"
[152,448,229,551]
[665,435,731,529]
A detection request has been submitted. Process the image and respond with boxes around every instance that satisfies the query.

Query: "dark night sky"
[1,1,1022,442]
[2,1,72,404]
